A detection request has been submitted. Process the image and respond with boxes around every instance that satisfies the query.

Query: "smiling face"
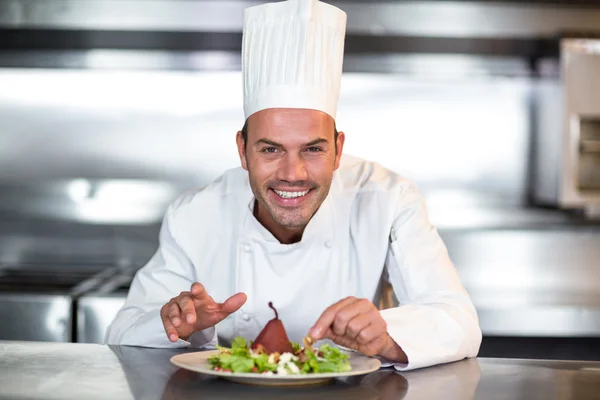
[236,108,345,243]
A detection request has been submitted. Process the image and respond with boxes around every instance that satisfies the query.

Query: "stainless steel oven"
[76,272,133,344]
[0,265,117,342]
[534,38,600,218]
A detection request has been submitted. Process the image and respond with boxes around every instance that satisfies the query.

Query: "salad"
[207,336,352,375]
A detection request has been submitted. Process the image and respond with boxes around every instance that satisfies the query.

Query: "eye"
[261,147,278,153]
[306,146,323,152]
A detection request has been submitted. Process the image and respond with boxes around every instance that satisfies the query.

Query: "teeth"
[274,189,309,199]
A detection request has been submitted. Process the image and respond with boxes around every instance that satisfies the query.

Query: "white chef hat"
[241,0,347,120]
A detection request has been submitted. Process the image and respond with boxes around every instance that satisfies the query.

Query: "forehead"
[247,108,334,139]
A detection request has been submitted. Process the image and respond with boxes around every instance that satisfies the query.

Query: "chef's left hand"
[309,297,408,363]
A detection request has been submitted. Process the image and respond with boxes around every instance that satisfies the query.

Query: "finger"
[219,292,247,315]
[201,293,246,327]
[190,282,211,301]
[164,320,179,342]
[331,299,375,336]
[161,309,179,342]
[345,313,373,341]
[178,295,197,324]
[167,302,183,327]
[355,319,387,345]
[309,297,358,339]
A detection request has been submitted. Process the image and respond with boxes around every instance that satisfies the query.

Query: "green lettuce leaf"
[253,353,278,373]
[291,341,302,353]
[230,356,255,373]
[208,336,352,375]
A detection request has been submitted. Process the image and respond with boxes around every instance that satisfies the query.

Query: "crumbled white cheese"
[273,352,300,375]
[286,362,300,374]
[268,354,277,364]
[276,365,288,376]
[278,353,298,364]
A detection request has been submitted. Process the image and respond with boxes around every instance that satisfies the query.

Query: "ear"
[236,131,248,171]
[333,131,345,170]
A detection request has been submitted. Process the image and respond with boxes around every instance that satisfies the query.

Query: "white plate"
[170,349,382,387]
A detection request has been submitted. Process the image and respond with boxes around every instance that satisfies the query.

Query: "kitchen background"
[0,0,599,360]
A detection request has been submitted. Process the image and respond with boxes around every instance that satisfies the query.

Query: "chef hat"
[241,0,347,120]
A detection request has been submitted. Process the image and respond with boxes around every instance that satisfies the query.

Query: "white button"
[325,240,332,248]
[242,313,251,321]
[243,244,252,253]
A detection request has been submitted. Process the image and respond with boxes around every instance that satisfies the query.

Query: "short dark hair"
[240,119,339,147]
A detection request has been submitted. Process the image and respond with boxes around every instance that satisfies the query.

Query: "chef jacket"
[105,155,482,371]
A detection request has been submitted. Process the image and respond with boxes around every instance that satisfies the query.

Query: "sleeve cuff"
[379,305,472,371]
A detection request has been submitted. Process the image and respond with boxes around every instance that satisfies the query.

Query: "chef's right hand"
[160,282,247,342]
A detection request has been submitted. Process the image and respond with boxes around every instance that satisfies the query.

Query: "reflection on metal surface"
[360,360,481,400]
[77,294,127,344]
[2,341,600,400]
[0,50,535,76]
[0,266,121,342]
[0,69,533,225]
[2,0,600,38]
[67,179,93,202]
[477,307,600,337]
[0,179,185,224]
[77,270,132,344]
[441,229,600,295]
[70,180,178,224]
[46,299,69,338]
[0,49,242,71]
[0,223,159,267]
[0,70,240,115]
[422,189,573,230]
[440,228,600,337]
[381,226,600,337]
[0,294,71,342]
[343,54,532,77]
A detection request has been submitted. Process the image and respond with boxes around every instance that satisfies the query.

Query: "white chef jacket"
[105,155,482,371]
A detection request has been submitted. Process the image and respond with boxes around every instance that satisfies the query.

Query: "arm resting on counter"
[381,183,482,371]
[104,205,216,349]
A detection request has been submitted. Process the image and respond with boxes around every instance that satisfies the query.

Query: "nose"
[277,153,308,183]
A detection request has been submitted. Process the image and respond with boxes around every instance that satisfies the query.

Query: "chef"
[105,0,482,371]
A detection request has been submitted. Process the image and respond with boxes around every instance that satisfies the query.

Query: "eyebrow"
[255,138,283,148]
[305,138,329,147]
[254,138,329,147]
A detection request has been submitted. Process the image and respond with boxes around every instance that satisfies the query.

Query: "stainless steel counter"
[1,341,600,400]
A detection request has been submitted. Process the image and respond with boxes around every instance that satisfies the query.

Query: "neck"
[253,201,305,244]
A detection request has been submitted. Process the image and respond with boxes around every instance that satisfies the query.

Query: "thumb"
[220,292,247,315]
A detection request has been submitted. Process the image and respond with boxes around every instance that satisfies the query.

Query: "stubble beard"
[246,163,331,229]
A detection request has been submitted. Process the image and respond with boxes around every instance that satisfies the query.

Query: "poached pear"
[251,302,295,355]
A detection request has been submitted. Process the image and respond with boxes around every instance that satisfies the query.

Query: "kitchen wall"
[0,67,536,227]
